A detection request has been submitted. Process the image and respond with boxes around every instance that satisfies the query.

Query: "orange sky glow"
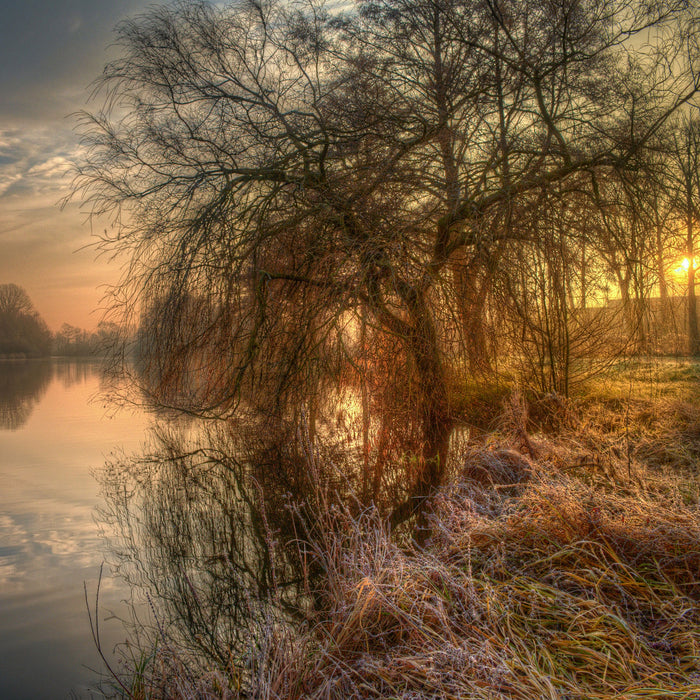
[0,0,155,331]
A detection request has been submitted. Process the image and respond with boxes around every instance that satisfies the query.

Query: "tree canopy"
[74,0,700,521]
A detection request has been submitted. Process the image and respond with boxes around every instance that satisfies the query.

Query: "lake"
[0,359,366,698]
[0,359,152,699]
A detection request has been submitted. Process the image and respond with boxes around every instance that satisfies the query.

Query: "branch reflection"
[97,418,357,672]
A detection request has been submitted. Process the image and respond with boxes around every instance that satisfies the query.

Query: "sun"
[675,257,699,274]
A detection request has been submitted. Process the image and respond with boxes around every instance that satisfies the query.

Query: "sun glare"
[675,257,699,274]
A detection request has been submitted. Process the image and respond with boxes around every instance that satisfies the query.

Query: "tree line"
[0,283,119,358]
[72,0,700,522]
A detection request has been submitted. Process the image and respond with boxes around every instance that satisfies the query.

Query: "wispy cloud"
[0,0,174,328]
[28,156,72,179]
[0,126,76,200]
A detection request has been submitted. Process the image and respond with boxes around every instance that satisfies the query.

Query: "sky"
[0,0,168,331]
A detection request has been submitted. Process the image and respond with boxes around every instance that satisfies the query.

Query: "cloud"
[0,1,177,329]
[0,122,119,329]
[0,174,22,197]
[28,156,72,179]
[0,126,78,202]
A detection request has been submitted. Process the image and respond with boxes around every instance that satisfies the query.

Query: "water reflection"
[0,360,154,700]
[98,421,337,672]
[53,359,96,388]
[0,360,102,431]
[0,360,52,430]
[96,371,433,693]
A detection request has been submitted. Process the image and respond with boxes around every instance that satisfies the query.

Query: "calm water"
[0,360,152,699]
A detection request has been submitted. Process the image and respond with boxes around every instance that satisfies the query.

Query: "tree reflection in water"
[54,360,95,388]
[97,417,359,680]
[0,360,53,430]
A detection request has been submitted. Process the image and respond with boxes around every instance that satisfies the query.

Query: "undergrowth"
[101,366,700,699]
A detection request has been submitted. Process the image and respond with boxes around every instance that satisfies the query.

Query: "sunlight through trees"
[73,0,700,522]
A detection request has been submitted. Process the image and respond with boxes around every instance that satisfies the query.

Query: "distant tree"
[0,283,33,316]
[53,323,88,356]
[52,322,120,357]
[0,284,51,358]
[96,321,120,344]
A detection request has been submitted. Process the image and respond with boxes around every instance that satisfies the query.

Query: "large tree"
[74,0,700,522]
[0,283,34,316]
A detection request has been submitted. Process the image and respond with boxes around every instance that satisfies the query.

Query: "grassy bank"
[106,361,700,699]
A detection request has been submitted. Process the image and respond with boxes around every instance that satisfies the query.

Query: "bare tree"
[0,283,51,358]
[73,0,700,523]
[0,283,34,316]
[495,183,621,395]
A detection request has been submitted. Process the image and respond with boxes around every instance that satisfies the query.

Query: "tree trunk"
[688,209,700,355]
[389,286,453,529]
[360,307,371,502]
[656,220,668,302]
[453,257,495,374]
[580,241,588,310]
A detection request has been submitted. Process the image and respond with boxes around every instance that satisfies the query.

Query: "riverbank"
[105,361,700,699]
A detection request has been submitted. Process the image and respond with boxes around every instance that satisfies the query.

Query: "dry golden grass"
[121,467,700,698]
[109,366,700,699]
[278,457,700,700]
